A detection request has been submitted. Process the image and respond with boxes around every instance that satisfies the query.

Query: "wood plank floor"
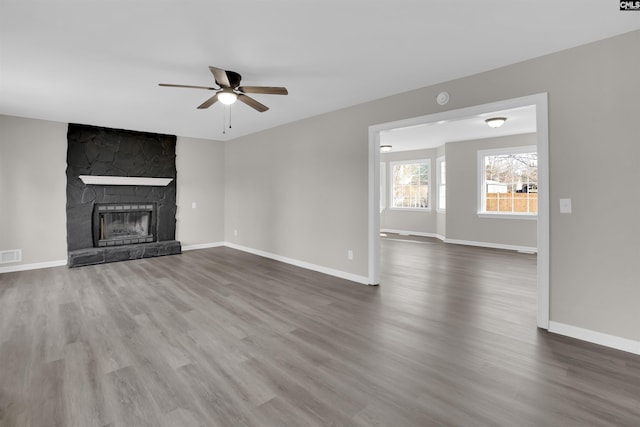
[1,237,639,426]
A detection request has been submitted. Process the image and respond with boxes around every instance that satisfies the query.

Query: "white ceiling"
[380,105,537,152]
[1,1,639,141]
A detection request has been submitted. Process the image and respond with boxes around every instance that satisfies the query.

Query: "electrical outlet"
[191,202,197,209]
[347,250,353,260]
[234,229,238,237]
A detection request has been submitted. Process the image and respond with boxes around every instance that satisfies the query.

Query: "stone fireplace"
[66,124,181,267]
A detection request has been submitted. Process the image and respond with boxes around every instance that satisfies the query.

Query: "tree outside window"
[391,160,430,209]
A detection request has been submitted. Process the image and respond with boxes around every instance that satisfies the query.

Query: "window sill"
[390,207,432,213]
[477,212,537,220]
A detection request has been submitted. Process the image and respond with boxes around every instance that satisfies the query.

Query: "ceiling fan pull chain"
[229,106,232,130]
[222,107,226,134]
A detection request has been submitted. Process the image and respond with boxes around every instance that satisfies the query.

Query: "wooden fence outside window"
[485,192,537,213]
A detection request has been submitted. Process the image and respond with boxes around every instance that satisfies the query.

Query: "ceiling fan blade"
[197,93,219,109]
[238,86,288,95]
[159,83,217,90]
[237,94,269,112]
[209,66,231,87]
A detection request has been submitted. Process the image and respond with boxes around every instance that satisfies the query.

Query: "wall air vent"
[0,249,22,264]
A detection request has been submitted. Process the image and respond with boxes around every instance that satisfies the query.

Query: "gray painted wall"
[0,115,68,265]
[224,30,640,341]
[445,133,537,248]
[176,136,225,247]
[224,117,368,277]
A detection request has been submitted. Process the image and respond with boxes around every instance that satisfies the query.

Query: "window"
[380,162,386,211]
[479,146,537,216]
[391,159,431,210]
[436,156,446,212]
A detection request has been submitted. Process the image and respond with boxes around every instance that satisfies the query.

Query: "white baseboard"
[224,242,370,285]
[381,230,535,253]
[0,259,67,274]
[381,229,444,241]
[549,321,640,356]
[181,242,225,251]
[444,238,537,254]
[0,241,371,288]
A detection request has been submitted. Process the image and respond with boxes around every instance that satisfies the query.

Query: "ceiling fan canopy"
[159,66,288,112]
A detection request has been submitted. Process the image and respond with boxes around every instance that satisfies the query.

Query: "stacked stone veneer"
[66,123,181,267]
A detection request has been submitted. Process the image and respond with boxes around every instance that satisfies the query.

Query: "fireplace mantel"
[79,175,173,186]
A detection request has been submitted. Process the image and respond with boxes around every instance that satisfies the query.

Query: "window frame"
[436,156,446,213]
[390,158,432,212]
[477,145,537,219]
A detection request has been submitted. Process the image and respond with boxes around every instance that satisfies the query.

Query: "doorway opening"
[368,93,549,329]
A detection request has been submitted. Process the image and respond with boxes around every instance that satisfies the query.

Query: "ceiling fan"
[159,66,288,112]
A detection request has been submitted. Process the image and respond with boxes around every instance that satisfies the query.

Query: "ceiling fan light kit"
[217,89,238,105]
[380,145,392,153]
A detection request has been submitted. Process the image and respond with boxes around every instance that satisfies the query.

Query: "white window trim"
[380,162,386,212]
[477,145,537,218]
[390,158,432,211]
[477,213,538,220]
[436,156,446,213]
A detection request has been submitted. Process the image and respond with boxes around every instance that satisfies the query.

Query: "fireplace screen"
[94,203,156,247]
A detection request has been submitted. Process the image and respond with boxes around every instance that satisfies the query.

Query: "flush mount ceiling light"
[217,88,238,105]
[380,145,392,153]
[485,117,507,128]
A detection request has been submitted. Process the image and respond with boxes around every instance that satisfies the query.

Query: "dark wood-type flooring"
[1,236,639,426]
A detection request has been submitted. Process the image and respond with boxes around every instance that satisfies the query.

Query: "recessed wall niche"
[66,123,181,267]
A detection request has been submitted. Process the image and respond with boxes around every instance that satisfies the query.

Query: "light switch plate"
[559,198,572,214]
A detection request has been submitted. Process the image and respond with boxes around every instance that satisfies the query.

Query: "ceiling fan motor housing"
[218,70,242,88]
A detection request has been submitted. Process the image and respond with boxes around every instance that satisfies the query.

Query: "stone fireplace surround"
[66,123,181,267]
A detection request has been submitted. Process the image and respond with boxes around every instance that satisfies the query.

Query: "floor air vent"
[0,249,22,264]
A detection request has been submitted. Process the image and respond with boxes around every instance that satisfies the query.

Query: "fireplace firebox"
[93,203,157,247]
